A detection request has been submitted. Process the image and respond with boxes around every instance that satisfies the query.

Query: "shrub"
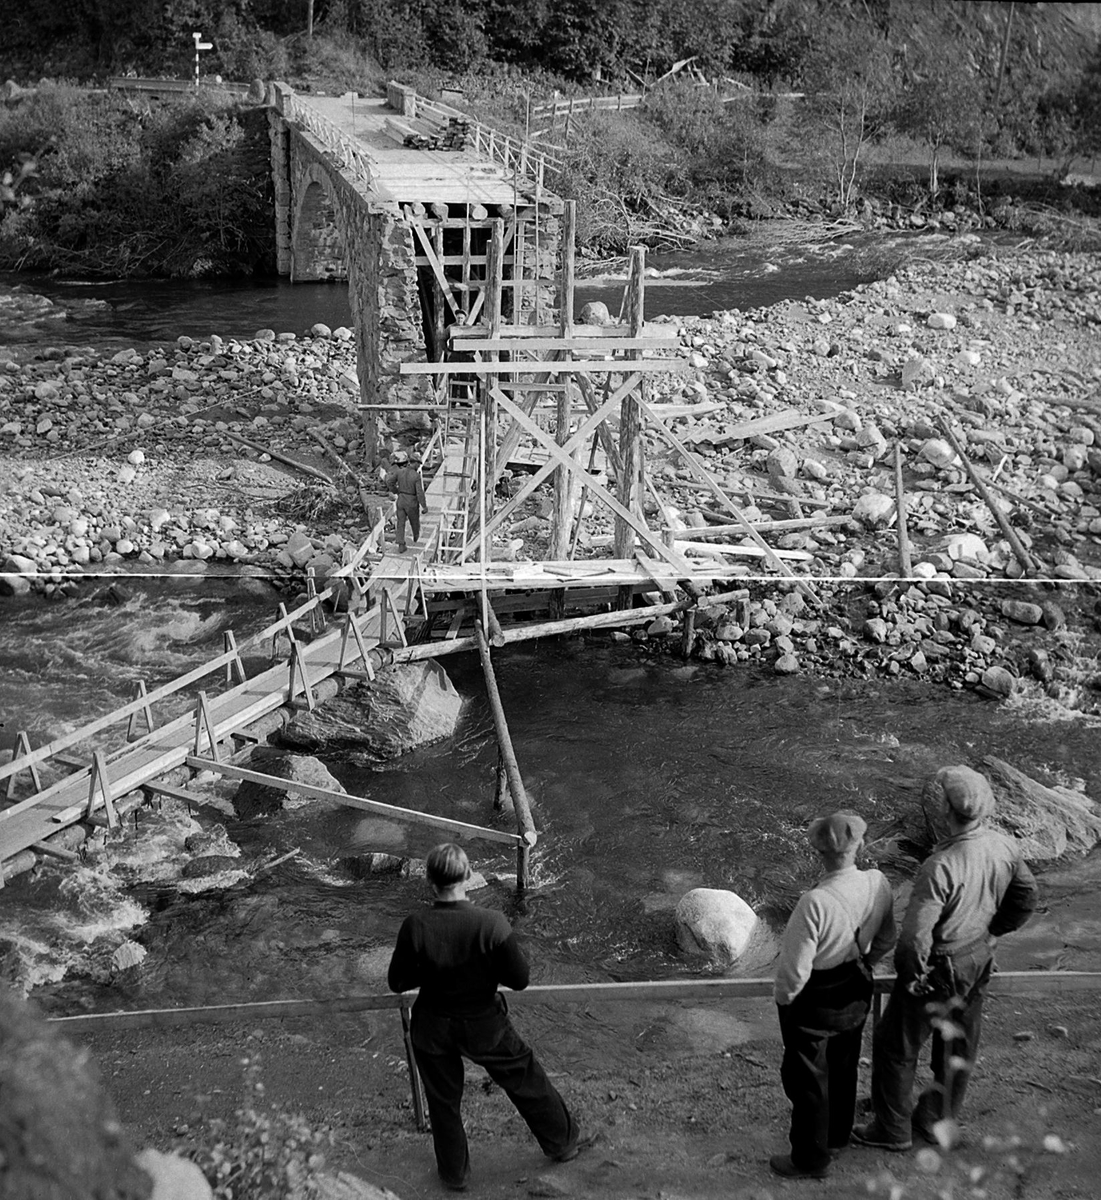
[182,1055,333,1200]
[0,90,274,276]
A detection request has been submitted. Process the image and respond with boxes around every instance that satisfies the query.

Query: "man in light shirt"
[854,765,1038,1152]
[771,812,896,1180]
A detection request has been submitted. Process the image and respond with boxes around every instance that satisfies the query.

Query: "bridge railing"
[282,91,380,191]
[400,86,564,192]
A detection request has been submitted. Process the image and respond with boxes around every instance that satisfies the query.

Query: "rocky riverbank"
[2,241,1100,709]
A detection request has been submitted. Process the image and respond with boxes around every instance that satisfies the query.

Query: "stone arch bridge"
[267,82,564,456]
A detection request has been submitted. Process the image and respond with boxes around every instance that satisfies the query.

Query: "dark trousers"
[779,1009,865,1170]
[778,961,871,1171]
[396,497,421,548]
[870,947,994,1142]
[412,1002,577,1188]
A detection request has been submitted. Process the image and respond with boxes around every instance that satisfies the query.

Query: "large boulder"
[920,757,1101,862]
[134,1149,212,1200]
[674,887,759,965]
[280,662,462,760]
[232,750,346,818]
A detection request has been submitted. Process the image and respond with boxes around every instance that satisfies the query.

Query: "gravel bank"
[1,243,1100,708]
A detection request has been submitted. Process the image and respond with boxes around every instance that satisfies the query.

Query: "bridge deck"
[297,95,543,207]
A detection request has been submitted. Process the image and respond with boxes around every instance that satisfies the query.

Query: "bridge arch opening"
[291,174,346,283]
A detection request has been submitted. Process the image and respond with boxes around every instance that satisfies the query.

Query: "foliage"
[0,87,274,276]
[183,1055,333,1200]
[798,15,897,207]
[644,80,772,199]
[893,40,984,197]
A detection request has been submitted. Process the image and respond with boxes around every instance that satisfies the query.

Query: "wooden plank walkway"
[0,603,384,869]
[294,94,549,208]
[0,428,473,871]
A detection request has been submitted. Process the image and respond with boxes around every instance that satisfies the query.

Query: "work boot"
[769,1154,829,1179]
[852,1121,913,1152]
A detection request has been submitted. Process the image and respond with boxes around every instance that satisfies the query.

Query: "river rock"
[863,617,889,643]
[111,941,148,972]
[135,1147,214,1200]
[920,758,1101,861]
[181,854,244,878]
[920,438,957,468]
[284,529,317,568]
[945,533,988,562]
[1040,601,1067,631]
[578,301,612,326]
[233,751,346,818]
[852,492,895,528]
[976,665,1016,699]
[280,661,462,760]
[0,573,32,596]
[766,447,799,479]
[1000,599,1044,625]
[674,887,759,965]
[902,356,935,390]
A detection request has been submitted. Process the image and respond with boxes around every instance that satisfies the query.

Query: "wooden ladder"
[436,376,480,563]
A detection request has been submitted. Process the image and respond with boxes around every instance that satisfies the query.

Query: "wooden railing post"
[474,623,537,889]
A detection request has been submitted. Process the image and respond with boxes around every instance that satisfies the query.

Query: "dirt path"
[80,985,1101,1199]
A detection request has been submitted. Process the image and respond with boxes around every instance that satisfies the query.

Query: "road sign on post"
[192,32,213,88]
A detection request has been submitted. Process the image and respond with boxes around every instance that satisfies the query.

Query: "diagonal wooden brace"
[289,644,317,711]
[4,731,43,801]
[86,751,119,829]
[126,680,157,742]
[492,390,695,575]
[223,631,248,688]
[193,691,221,761]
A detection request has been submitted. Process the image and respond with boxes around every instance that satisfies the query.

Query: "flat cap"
[936,765,995,821]
[808,811,867,855]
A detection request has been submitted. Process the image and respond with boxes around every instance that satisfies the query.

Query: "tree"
[894,44,983,197]
[798,16,896,208]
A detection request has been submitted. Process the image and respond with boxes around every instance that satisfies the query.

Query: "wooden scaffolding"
[395,200,811,610]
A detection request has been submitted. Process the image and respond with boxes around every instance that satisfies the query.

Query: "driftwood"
[309,429,373,515]
[228,434,335,485]
[938,418,1039,576]
[894,443,913,578]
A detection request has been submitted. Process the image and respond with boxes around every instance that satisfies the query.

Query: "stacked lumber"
[403,118,471,152]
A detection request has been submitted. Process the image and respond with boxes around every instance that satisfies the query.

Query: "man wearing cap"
[388,843,582,1192]
[385,450,427,553]
[771,812,896,1180]
[853,765,1038,1152]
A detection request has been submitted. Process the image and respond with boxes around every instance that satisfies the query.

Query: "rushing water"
[0,227,970,352]
[2,584,1099,1017]
[2,226,1098,1019]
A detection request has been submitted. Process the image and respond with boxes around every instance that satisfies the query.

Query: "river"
[0,226,970,351]
[1,226,1098,1021]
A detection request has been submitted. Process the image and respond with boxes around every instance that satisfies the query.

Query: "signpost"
[192,32,213,88]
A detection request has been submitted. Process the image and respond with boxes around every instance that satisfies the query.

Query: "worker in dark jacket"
[853,765,1039,1152]
[388,843,581,1192]
[385,449,427,553]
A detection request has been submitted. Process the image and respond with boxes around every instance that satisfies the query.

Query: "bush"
[182,1055,333,1200]
[0,90,274,277]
